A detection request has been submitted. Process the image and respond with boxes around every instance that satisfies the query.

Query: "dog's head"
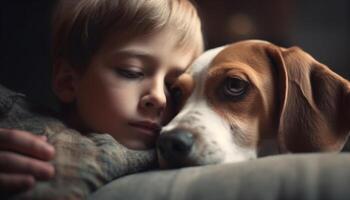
[157,40,350,168]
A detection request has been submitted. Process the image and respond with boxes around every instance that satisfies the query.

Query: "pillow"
[89,153,350,200]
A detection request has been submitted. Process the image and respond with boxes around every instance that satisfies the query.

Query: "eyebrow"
[112,49,156,64]
[111,49,187,75]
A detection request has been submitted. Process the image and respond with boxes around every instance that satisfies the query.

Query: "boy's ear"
[52,60,79,103]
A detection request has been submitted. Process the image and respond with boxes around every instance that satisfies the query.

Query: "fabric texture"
[0,85,157,199]
[89,153,350,200]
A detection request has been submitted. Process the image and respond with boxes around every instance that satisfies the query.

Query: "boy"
[0,0,204,197]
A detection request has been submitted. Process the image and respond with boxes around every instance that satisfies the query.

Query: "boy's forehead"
[99,29,197,58]
[101,26,200,56]
[98,30,133,51]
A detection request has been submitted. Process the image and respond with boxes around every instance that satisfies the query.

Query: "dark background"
[1,0,350,109]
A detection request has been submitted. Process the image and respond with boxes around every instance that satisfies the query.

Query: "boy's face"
[68,29,195,150]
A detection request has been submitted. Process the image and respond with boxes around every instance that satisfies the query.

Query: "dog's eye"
[170,86,183,104]
[222,77,249,98]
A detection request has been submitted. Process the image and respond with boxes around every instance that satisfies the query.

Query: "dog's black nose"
[157,129,194,163]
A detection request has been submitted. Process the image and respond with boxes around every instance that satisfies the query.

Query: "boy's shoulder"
[0,84,156,199]
[0,84,59,134]
[0,84,25,116]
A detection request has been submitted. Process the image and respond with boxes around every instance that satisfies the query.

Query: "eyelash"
[115,68,144,79]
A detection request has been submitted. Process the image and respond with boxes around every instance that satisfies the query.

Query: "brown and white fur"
[157,40,350,168]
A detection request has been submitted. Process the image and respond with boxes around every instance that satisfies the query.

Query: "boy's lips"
[128,121,161,137]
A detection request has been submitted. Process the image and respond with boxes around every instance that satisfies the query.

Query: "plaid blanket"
[0,85,157,199]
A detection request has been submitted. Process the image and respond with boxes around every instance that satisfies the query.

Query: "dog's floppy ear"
[266,45,350,152]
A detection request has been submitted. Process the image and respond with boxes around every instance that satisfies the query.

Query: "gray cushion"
[89,153,350,200]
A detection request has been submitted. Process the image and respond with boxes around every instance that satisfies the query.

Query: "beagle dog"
[157,40,350,168]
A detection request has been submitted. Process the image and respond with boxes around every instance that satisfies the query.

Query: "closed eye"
[165,73,193,111]
[115,68,144,79]
[169,86,183,105]
[165,81,184,112]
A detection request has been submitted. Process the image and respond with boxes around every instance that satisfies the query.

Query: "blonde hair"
[52,0,204,69]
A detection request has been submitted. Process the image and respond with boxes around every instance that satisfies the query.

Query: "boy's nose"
[141,82,166,112]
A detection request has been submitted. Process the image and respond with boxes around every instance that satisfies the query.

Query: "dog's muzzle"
[157,129,194,168]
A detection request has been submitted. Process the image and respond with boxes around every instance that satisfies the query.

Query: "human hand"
[0,128,55,194]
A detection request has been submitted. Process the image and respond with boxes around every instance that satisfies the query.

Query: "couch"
[89,153,350,200]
